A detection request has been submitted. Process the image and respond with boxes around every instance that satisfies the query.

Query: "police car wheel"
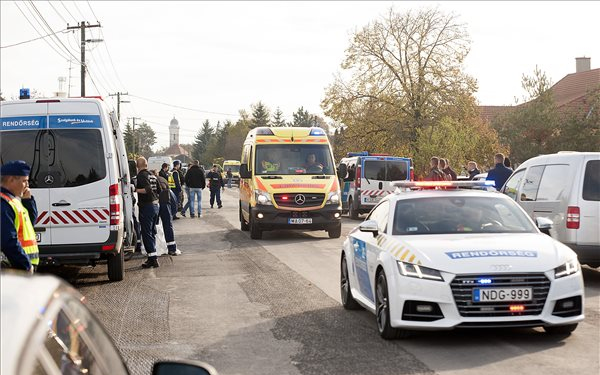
[107,249,125,282]
[341,254,361,310]
[543,323,578,335]
[375,271,408,339]
[349,198,359,220]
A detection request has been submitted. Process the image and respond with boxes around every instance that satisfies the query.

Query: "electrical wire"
[59,1,78,23]
[47,1,68,23]
[129,95,241,117]
[71,1,88,22]
[0,28,69,49]
[86,0,99,22]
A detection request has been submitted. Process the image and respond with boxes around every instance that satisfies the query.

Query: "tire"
[249,211,262,240]
[375,271,409,339]
[107,249,124,281]
[544,323,578,335]
[349,198,359,220]
[328,223,342,238]
[240,204,249,231]
[341,255,362,310]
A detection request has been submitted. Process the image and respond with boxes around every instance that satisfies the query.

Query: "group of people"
[425,153,514,190]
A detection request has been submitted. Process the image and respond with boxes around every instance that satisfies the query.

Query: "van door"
[518,165,545,218]
[45,105,111,245]
[0,103,52,246]
[579,159,600,246]
[361,157,386,207]
[533,164,571,238]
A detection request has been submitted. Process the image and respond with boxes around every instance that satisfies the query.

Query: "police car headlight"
[326,191,340,205]
[555,258,580,278]
[397,261,444,281]
[255,190,272,205]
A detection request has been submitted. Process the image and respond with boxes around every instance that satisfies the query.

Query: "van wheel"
[349,198,359,220]
[107,250,124,281]
[249,211,262,240]
[240,204,249,231]
[328,223,342,238]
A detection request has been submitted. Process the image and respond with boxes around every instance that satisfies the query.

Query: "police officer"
[206,165,224,209]
[0,160,39,272]
[135,157,161,268]
[154,170,180,256]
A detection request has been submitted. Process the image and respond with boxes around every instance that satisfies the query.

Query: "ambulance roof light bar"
[392,180,496,191]
[309,128,326,136]
[255,127,275,135]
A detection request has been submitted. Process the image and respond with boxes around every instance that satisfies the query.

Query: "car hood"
[391,233,576,274]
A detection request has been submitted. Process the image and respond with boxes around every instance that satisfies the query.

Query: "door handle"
[378,182,383,190]
[52,202,71,207]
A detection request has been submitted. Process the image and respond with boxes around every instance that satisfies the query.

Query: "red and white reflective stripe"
[361,190,393,197]
[35,209,109,225]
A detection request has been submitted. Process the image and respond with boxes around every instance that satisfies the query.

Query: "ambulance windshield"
[255,145,335,175]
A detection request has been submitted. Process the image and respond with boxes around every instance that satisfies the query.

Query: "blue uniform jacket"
[486,163,514,191]
[1,187,38,270]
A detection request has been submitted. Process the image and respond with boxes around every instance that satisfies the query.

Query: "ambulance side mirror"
[240,164,251,179]
[337,164,347,179]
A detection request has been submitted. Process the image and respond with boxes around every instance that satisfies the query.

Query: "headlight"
[397,261,444,281]
[555,258,580,278]
[254,190,272,205]
[326,191,340,205]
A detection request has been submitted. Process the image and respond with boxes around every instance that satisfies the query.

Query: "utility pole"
[128,117,142,155]
[108,92,130,121]
[67,21,101,97]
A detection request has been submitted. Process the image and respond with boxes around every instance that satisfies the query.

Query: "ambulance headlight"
[397,261,444,281]
[555,258,579,278]
[255,190,272,205]
[326,191,340,205]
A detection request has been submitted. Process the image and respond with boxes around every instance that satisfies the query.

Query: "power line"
[47,1,68,23]
[0,28,68,49]
[86,0,99,22]
[59,1,78,23]
[129,95,241,117]
[71,1,88,21]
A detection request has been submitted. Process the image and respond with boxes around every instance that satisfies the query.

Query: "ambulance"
[238,127,342,239]
[337,152,413,219]
[0,97,134,281]
[222,160,241,186]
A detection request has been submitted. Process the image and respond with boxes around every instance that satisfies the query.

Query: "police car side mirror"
[153,360,219,375]
[536,217,553,236]
[359,220,379,237]
[239,164,251,179]
[337,164,347,179]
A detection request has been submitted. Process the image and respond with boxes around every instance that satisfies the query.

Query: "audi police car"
[340,181,584,339]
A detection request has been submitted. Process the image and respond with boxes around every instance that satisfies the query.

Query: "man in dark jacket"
[136,157,161,268]
[206,165,224,208]
[486,153,514,190]
[467,161,481,180]
[425,157,446,181]
[442,158,458,181]
[184,160,205,218]
[171,161,184,220]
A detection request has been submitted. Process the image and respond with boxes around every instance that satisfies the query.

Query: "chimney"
[576,57,591,73]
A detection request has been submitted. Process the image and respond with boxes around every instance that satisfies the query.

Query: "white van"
[0,98,134,281]
[148,156,173,173]
[502,151,600,267]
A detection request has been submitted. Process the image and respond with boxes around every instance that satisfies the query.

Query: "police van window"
[387,160,408,180]
[502,169,525,201]
[536,164,570,201]
[0,130,39,180]
[520,166,544,201]
[582,159,600,201]
[364,160,385,180]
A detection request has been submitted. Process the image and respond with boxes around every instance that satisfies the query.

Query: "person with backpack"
[135,157,162,268]
[154,171,180,256]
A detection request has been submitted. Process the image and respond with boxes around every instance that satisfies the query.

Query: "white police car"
[340,181,585,339]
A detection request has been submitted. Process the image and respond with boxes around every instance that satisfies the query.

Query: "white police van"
[338,152,412,219]
[0,98,134,281]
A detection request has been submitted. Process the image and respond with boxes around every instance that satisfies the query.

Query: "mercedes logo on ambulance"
[294,194,306,205]
[44,175,54,185]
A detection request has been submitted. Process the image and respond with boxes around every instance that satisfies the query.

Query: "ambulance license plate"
[473,287,532,302]
[288,218,312,224]
[35,232,42,242]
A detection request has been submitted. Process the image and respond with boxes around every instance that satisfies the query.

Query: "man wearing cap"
[1,160,39,272]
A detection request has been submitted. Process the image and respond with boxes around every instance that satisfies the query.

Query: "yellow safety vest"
[0,192,39,266]
[168,172,176,189]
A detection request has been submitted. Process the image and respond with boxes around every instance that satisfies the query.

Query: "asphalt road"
[45,187,600,375]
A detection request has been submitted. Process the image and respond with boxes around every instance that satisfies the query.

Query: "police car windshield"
[392,196,537,235]
[255,145,335,175]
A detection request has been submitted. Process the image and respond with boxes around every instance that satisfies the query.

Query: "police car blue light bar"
[392,180,496,188]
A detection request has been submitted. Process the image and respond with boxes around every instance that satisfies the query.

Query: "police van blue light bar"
[309,128,326,136]
[393,180,496,189]
[347,151,369,157]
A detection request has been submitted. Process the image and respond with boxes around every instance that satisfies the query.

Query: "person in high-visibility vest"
[0,160,39,273]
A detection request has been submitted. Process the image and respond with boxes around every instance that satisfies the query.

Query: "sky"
[1,1,599,149]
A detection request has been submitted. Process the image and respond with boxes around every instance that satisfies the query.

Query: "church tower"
[169,116,179,147]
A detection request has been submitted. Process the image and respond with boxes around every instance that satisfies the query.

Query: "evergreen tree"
[192,120,213,164]
[272,107,286,127]
[292,106,315,127]
[250,101,270,128]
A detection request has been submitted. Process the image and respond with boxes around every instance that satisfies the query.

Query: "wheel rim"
[376,275,388,332]
[341,258,349,304]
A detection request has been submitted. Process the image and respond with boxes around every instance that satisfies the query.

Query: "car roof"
[1,273,62,375]
[388,187,504,203]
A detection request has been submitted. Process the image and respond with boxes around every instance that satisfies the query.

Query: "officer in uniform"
[206,165,224,209]
[0,160,39,272]
[135,157,161,268]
